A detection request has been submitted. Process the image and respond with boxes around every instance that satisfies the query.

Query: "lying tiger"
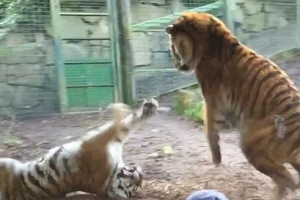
[0,99,159,200]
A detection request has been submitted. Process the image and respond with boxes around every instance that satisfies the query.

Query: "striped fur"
[166,12,300,199]
[0,99,159,200]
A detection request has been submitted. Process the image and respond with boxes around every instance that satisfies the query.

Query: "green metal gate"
[50,0,120,114]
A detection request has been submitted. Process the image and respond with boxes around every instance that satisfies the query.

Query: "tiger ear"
[150,98,159,107]
[142,99,147,105]
[166,15,187,34]
[165,25,173,34]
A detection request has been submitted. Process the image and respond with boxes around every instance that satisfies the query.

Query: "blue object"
[186,190,229,200]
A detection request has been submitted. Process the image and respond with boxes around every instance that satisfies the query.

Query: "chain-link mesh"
[60,0,109,60]
[130,0,224,100]
[234,0,299,58]
[130,0,300,100]
[0,0,55,119]
[2,0,299,118]
[59,0,115,113]
[0,0,114,119]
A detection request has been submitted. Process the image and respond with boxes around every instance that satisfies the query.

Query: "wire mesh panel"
[130,0,224,100]
[232,0,300,58]
[57,0,118,113]
[0,0,56,119]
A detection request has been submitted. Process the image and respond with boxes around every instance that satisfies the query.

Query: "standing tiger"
[0,98,159,200]
[166,12,300,199]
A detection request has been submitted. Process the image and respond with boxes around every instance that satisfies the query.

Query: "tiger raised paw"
[0,98,159,200]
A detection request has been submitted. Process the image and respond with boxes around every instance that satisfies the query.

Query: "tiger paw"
[212,155,222,167]
[141,98,159,118]
[213,161,222,167]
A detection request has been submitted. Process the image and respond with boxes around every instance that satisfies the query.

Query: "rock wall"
[0,0,186,118]
[1,0,293,117]
[0,33,57,118]
[131,0,187,67]
[131,0,296,67]
[229,0,295,43]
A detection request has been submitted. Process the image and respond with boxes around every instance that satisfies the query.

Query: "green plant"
[174,96,187,115]
[174,89,195,115]
[2,135,23,147]
[184,101,204,123]
[174,89,204,123]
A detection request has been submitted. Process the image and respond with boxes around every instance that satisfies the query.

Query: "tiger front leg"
[204,101,222,167]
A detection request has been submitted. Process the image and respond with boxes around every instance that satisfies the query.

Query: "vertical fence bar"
[107,0,123,102]
[50,0,67,115]
[223,0,235,34]
[297,0,300,48]
[115,0,134,105]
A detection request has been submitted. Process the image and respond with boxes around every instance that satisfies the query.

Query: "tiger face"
[166,28,194,73]
[165,13,220,73]
[107,165,143,198]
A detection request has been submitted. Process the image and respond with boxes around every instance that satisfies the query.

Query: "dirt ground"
[1,58,300,200]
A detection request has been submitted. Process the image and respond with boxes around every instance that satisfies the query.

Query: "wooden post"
[115,0,134,105]
[50,0,67,115]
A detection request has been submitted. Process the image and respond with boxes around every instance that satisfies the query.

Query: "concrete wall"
[229,0,294,43]
[0,0,186,117]
[0,0,295,117]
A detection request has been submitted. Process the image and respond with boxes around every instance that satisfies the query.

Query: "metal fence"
[55,0,118,114]
[129,0,300,100]
[1,0,300,118]
[0,0,121,119]
[233,0,300,58]
[0,0,56,119]
[130,0,224,100]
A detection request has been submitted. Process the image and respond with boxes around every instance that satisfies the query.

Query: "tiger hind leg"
[242,147,297,200]
[251,158,296,199]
